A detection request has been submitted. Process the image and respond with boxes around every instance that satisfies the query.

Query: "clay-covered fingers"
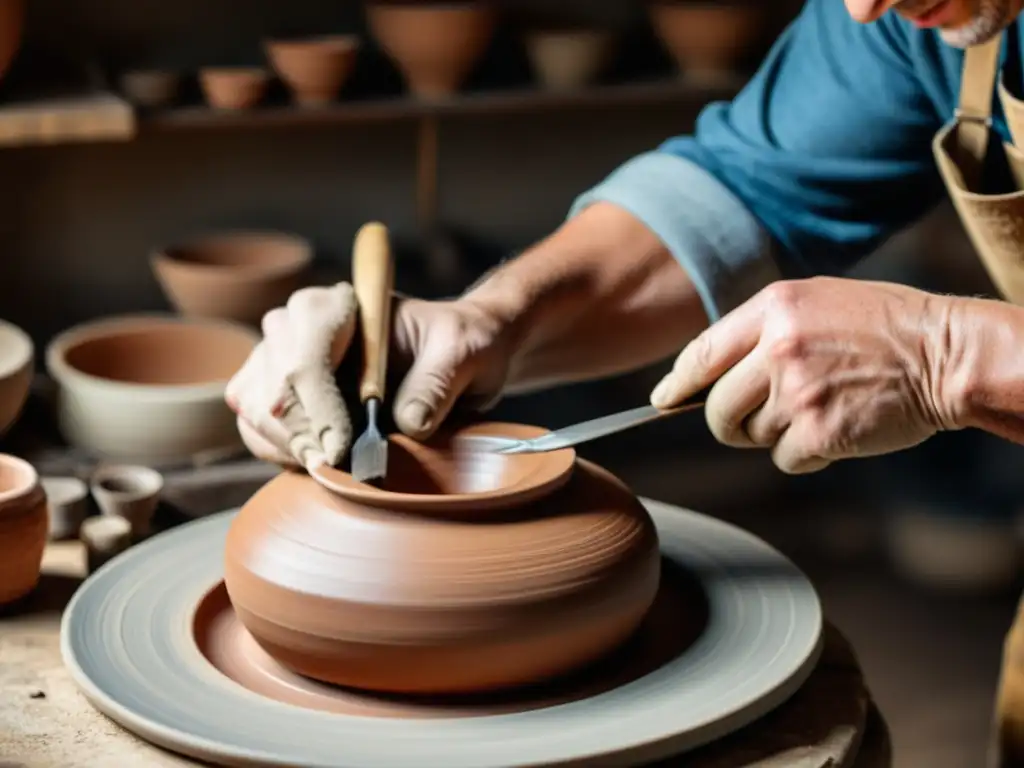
[392,332,477,440]
[281,284,357,469]
[225,343,297,465]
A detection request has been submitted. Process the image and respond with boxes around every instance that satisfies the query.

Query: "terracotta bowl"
[365,2,497,98]
[45,315,259,466]
[264,35,361,106]
[118,69,182,109]
[151,231,313,325]
[0,318,32,437]
[524,29,615,90]
[648,2,767,76]
[0,453,47,606]
[224,422,662,695]
[0,0,23,85]
[198,67,270,110]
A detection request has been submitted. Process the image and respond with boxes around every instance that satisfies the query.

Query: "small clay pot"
[41,475,88,541]
[365,2,497,98]
[524,29,615,90]
[198,67,270,110]
[264,35,361,106]
[151,231,313,325]
[648,2,767,76]
[118,69,182,108]
[80,514,133,574]
[224,422,661,695]
[0,453,47,606]
[0,317,33,437]
[90,464,164,539]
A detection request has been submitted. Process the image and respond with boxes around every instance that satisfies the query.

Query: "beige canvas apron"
[933,32,1024,766]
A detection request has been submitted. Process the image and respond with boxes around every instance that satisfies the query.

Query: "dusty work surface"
[0,522,889,767]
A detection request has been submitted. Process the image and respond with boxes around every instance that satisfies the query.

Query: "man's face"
[845,0,1023,47]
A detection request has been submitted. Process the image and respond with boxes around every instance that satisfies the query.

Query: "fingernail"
[650,378,673,408]
[400,401,432,434]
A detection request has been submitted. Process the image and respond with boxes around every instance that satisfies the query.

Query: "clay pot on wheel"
[264,35,361,106]
[365,2,497,98]
[648,2,767,77]
[223,422,661,694]
[0,454,47,606]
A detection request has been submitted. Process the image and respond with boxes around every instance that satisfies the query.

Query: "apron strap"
[956,32,1004,186]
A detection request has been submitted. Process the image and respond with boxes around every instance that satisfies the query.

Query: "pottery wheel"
[61,499,823,767]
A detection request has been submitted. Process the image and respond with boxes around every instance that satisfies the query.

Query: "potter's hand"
[227,284,514,469]
[226,283,358,471]
[649,277,960,474]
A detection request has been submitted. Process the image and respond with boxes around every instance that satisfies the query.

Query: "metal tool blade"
[351,398,387,483]
[457,385,711,456]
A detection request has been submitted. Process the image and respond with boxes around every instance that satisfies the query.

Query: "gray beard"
[939,0,1015,47]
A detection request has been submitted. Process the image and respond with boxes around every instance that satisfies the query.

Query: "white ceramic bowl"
[0,318,34,437]
[45,315,259,465]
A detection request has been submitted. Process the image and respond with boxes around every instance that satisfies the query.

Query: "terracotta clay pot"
[198,67,270,110]
[118,69,182,109]
[0,0,23,85]
[648,2,767,76]
[264,35,361,106]
[45,315,259,465]
[151,231,313,325]
[224,422,661,695]
[365,2,497,98]
[0,318,32,438]
[0,453,47,606]
[524,29,615,90]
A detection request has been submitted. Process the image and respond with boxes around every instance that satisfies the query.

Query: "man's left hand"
[650,276,962,474]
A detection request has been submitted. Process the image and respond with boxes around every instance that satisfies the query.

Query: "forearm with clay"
[460,152,782,394]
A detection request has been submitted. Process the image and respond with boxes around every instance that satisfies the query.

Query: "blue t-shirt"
[570,0,1019,320]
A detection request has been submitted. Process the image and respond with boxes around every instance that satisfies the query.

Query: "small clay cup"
[41,475,88,541]
[264,35,361,106]
[80,514,133,574]
[365,3,497,98]
[90,464,164,540]
[198,67,270,110]
[118,69,182,108]
[524,29,615,90]
[225,422,661,695]
[0,454,47,606]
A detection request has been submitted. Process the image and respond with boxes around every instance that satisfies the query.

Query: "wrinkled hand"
[226,282,514,470]
[649,277,959,474]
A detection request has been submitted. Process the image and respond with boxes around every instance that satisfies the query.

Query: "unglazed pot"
[264,35,361,106]
[151,230,313,325]
[365,2,497,98]
[0,453,47,606]
[224,422,661,694]
[648,2,767,76]
[45,315,259,465]
[199,67,270,110]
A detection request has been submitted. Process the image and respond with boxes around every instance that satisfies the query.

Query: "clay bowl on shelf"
[264,35,361,106]
[224,422,662,695]
[45,315,259,466]
[365,2,497,99]
[0,453,47,606]
[647,1,767,77]
[524,28,615,91]
[198,67,270,110]
[151,231,313,325]
[0,318,32,437]
[118,69,182,109]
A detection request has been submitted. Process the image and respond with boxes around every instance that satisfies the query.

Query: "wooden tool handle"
[353,221,395,404]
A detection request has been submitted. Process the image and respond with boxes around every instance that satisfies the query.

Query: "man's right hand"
[225,282,516,471]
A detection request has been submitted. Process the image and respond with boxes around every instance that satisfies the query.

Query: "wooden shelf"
[139,75,745,133]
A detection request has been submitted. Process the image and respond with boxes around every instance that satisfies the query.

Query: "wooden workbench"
[0,531,891,768]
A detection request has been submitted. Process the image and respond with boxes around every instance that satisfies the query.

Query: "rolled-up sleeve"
[570,0,946,322]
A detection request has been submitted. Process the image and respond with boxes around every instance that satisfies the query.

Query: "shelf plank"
[141,75,745,132]
[0,92,136,148]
